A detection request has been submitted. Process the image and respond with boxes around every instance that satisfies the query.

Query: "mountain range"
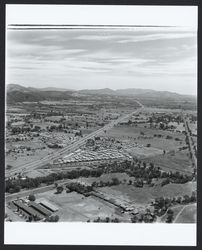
[6,84,196,104]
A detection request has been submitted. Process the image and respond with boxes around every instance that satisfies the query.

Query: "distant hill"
[36,87,71,92]
[7,84,71,92]
[7,84,30,92]
[6,84,74,103]
[78,87,196,100]
[78,88,115,95]
[115,88,195,100]
[6,84,196,107]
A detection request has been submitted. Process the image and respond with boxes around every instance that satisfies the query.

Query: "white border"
[6,5,197,28]
[5,222,196,246]
[5,5,197,246]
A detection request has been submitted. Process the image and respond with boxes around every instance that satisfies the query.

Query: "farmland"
[5,85,197,224]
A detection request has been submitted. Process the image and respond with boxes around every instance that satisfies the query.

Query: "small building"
[37,199,59,212]
[29,201,52,217]
[12,200,43,221]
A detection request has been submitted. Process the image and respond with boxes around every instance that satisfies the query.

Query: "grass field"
[97,182,196,207]
[107,125,186,152]
[125,145,163,158]
[76,173,135,185]
[174,203,196,223]
[144,150,192,173]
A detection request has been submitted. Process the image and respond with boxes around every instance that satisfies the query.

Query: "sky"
[6,5,197,95]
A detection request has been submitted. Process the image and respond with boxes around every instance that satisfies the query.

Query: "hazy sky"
[6,5,197,95]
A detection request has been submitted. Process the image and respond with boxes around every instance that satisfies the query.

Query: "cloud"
[6,27,197,95]
[117,32,196,43]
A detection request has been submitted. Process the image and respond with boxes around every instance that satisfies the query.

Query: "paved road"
[6,100,144,178]
[5,179,71,202]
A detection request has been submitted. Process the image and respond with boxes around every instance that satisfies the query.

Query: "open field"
[97,182,196,206]
[125,145,163,158]
[35,190,131,222]
[174,203,197,223]
[76,173,136,185]
[106,125,186,152]
[144,150,192,173]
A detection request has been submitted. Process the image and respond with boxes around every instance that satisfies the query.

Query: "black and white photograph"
[4,4,197,246]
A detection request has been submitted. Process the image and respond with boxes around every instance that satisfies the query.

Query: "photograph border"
[0,0,201,249]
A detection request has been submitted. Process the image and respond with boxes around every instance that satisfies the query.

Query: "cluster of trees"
[185,132,197,161]
[27,214,41,222]
[154,134,163,138]
[6,168,104,194]
[165,209,174,223]
[28,194,36,201]
[93,217,120,223]
[11,125,41,135]
[55,184,64,194]
[102,160,132,174]
[45,215,60,222]
[66,182,93,195]
[153,114,182,124]
[131,209,156,223]
[92,177,121,188]
[152,191,196,217]
[46,124,64,132]
[127,163,162,181]
[127,161,193,186]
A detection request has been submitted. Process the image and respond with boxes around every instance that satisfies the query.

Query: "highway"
[6,100,144,178]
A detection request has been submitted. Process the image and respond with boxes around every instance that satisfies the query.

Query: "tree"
[56,186,64,194]
[46,215,60,222]
[161,178,170,187]
[111,177,120,186]
[6,164,13,170]
[166,209,174,223]
[143,162,147,168]
[28,194,36,201]
[131,215,138,223]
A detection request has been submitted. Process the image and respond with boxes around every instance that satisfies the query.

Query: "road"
[6,100,144,178]
[157,202,196,223]
[173,203,196,223]
[5,178,72,202]
[183,114,197,169]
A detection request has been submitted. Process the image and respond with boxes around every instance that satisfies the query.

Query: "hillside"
[6,84,197,110]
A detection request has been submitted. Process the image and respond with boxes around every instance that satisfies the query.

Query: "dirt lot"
[35,190,131,222]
